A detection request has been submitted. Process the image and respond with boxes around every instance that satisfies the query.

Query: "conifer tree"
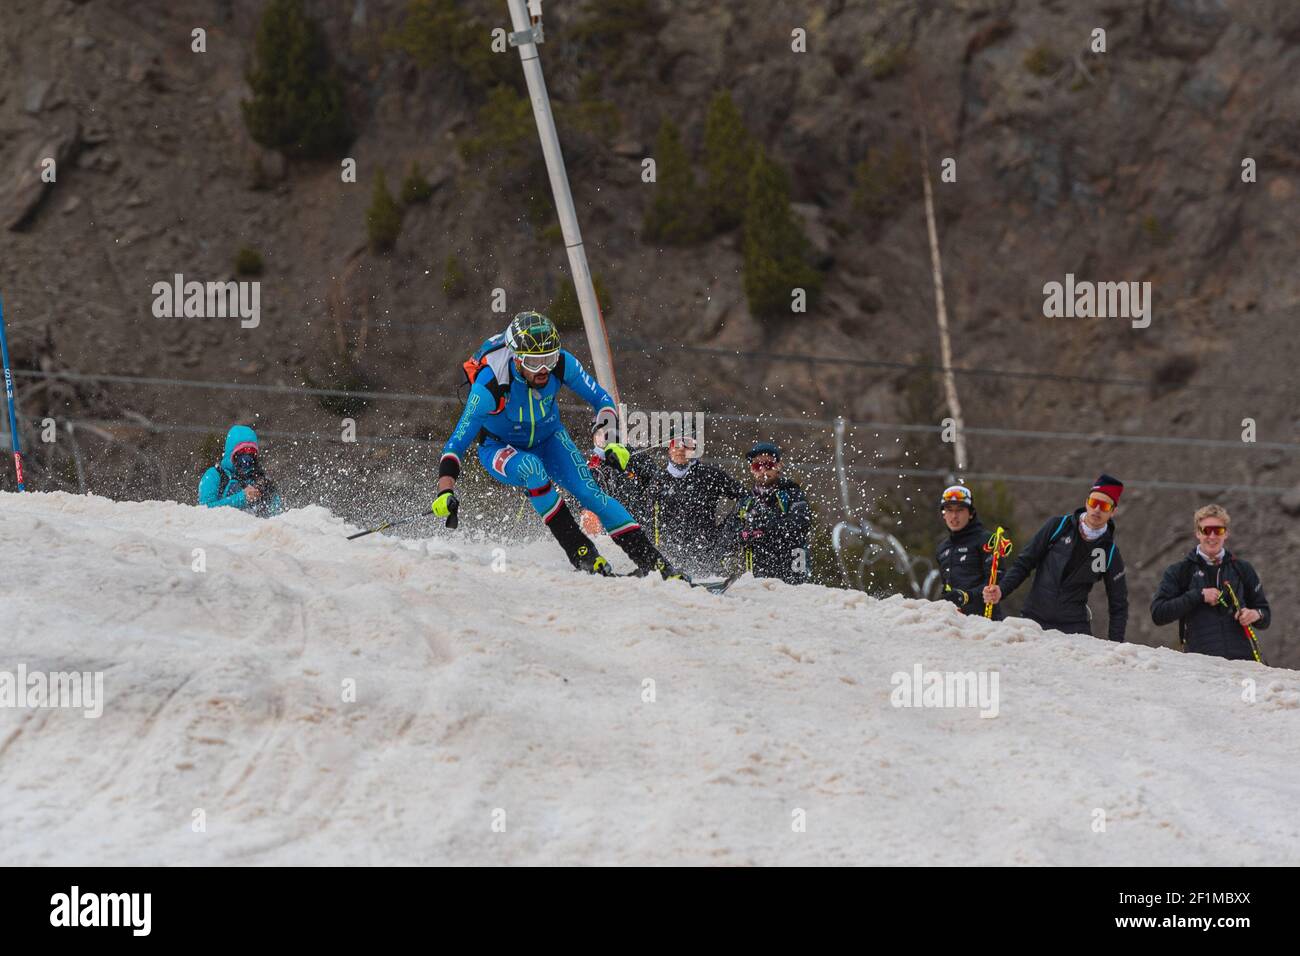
[703,91,755,233]
[643,119,704,245]
[742,152,822,320]
[242,0,352,158]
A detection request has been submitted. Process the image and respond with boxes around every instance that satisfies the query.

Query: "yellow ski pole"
[1221,581,1266,665]
[982,526,1012,619]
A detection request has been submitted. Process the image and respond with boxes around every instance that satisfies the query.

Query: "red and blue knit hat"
[1091,473,1123,504]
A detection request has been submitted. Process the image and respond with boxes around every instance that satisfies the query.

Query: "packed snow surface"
[2,492,1297,865]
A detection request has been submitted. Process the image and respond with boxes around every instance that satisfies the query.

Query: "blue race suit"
[198,425,284,516]
[439,350,639,536]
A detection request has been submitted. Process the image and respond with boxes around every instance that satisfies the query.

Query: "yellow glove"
[604,442,631,471]
[432,490,457,518]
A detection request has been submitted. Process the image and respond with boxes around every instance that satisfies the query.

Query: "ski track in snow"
[1,491,1298,865]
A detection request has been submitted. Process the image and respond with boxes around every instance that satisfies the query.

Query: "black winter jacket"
[999,509,1128,641]
[726,478,812,584]
[642,459,745,566]
[936,519,1005,619]
[1150,549,1270,661]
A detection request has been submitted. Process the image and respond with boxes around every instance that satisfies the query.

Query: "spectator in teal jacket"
[198,425,282,517]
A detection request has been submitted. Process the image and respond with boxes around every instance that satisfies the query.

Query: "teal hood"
[222,425,260,470]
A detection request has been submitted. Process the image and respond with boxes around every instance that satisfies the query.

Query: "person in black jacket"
[639,433,745,575]
[584,426,743,575]
[935,485,1004,619]
[726,442,811,584]
[1150,504,1270,661]
[983,473,1128,641]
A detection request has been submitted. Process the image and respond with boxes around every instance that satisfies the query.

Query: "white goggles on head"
[515,349,560,373]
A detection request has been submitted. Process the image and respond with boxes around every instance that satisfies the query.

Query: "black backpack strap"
[486,376,508,414]
[216,466,234,500]
[474,344,512,414]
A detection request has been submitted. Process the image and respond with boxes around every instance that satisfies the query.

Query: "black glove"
[943,584,970,607]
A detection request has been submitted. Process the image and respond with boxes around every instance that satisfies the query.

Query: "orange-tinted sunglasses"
[1086,496,1115,513]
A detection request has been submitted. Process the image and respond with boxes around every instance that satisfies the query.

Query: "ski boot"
[572,544,613,576]
[610,527,690,582]
[545,501,612,575]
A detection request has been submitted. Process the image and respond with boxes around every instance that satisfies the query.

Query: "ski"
[588,568,742,594]
[689,571,744,595]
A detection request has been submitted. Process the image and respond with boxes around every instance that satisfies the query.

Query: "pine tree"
[642,119,704,245]
[367,171,403,253]
[703,91,755,233]
[387,0,512,93]
[402,162,434,204]
[242,0,352,158]
[459,86,539,185]
[742,151,822,320]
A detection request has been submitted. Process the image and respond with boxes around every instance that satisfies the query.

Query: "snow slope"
[1,491,1297,866]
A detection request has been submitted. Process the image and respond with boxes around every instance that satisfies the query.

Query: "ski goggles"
[750,457,779,471]
[515,349,560,373]
[1197,524,1227,537]
[1086,495,1116,513]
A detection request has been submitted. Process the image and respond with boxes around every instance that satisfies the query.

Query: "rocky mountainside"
[2,0,1298,662]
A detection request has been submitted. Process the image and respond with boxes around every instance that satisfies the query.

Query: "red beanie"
[1091,473,1123,504]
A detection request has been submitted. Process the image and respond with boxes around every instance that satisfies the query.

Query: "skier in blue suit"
[436,311,680,578]
[198,424,283,517]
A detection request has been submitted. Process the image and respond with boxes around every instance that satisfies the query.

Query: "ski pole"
[347,513,427,540]
[0,292,25,491]
[982,526,1012,619]
[348,496,458,540]
[1220,581,1266,665]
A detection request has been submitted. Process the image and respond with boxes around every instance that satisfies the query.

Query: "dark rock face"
[3,123,81,231]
